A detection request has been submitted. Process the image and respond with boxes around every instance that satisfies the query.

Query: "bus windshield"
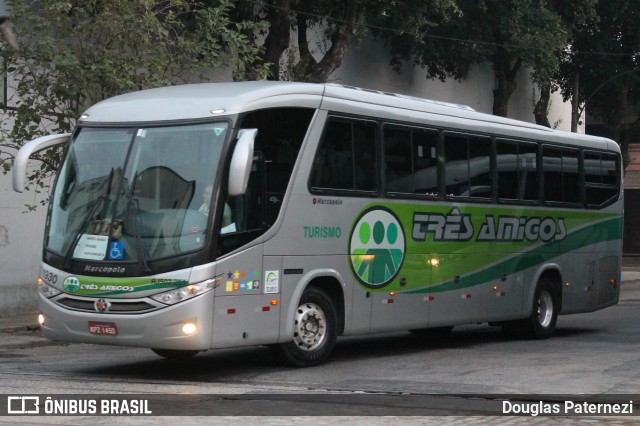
[46,122,229,265]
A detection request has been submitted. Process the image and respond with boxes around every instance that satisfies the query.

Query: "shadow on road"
[78,323,604,382]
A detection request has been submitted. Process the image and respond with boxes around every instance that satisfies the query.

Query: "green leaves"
[0,0,268,199]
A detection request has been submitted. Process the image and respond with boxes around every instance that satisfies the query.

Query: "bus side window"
[444,133,491,199]
[497,140,538,202]
[218,107,314,256]
[543,146,580,205]
[585,152,620,207]
[311,118,377,193]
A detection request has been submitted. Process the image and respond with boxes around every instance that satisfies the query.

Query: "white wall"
[331,37,582,133]
[0,168,47,316]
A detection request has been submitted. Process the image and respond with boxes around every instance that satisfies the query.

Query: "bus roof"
[79,81,618,152]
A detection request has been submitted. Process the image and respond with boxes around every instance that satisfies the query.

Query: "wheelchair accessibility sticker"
[108,241,124,260]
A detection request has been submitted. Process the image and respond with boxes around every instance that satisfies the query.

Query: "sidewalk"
[0,312,51,350]
[2,268,640,351]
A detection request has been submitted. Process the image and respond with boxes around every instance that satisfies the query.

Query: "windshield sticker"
[73,234,109,261]
[214,127,225,136]
[108,241,124,260]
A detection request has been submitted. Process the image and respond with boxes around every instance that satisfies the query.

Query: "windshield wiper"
[62,168,114,268]
[125,195,151,274]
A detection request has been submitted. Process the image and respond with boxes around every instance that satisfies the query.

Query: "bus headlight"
[150,278,216,305]
[37,278,62,298]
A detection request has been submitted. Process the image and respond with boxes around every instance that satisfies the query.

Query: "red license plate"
[88,321,118,336]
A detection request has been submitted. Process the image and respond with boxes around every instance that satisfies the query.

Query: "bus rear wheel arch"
[503,275,560,339]
[271,286,338,367]
[524,275,560,339]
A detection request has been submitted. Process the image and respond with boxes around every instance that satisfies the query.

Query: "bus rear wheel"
[272,286,337,367]
[151,348,200,360]
[504,277,559,339]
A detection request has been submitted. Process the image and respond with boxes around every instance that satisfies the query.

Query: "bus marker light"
[428,296,435,301]
[262,306,270,312]
[492,285,500,291]
[565,282,571,287]
[227,308,236,314]
[462,294,472,299]
[429,258,440,267]
[610,279,617,285]
[37,314,45,326]
[271,299,279,306]
[37,277,44,286]
[389,291,397,296]
[182,323,197,335]
[210,109,226,115]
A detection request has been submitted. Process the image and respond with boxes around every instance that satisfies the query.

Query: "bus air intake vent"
[54,296,160,314]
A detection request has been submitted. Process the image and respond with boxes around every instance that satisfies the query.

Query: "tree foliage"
[233,0,369,82]
[0,0,268,196]
[557,0,640,152]
[531,0,597,127]
[374,0,568,117]
[235,0,458,83]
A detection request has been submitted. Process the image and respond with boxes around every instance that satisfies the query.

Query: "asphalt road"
[0,280,639,423]
[1,267,640,423]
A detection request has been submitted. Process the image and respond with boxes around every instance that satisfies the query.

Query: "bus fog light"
[182,323,197,335]
[37,314,45,326]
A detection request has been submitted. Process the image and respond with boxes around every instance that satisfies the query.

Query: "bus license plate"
[88,321,118,336]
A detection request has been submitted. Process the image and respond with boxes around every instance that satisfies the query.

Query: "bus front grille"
[54,296,160,314]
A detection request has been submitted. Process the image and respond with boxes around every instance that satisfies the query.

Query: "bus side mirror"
[228,128,257,196]
[12,133,71,193]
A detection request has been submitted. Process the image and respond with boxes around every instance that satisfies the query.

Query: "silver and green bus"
[13,82,622,366]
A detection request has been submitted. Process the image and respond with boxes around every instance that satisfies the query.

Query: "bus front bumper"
[37,291,214,351]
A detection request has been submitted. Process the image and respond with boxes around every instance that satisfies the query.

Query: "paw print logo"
[349,207,405,288]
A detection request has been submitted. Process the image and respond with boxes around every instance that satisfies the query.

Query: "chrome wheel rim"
[537,290,554,328]
[293,302,327,351]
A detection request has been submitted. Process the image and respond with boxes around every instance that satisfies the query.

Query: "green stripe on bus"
[406,216,622,294]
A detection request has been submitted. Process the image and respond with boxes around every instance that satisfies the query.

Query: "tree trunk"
[262,0,292,81]
[492,54,521,117]
[606,81,631,157]
[534,80,551,128]
[571,74,580,132]
[294,0,362,82]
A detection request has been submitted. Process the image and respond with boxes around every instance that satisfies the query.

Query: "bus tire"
[272,286,338,367]
[521,276,559,339]
[151,348,200,360]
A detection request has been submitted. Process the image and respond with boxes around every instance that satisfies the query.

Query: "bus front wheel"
[272,286,338,367]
